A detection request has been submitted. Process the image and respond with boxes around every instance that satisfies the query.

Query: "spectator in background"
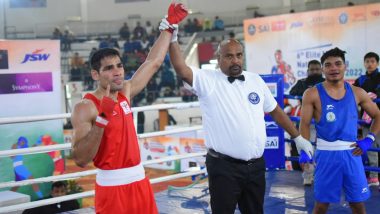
[70,52,84,68]
[83,61,94,90]
[290,60,324,97]
[203,19,212,31]
[159,64,176,90]
[213,16,224,31]
[89,47,97,59]
[119,22,130,40]
[99,35,119,50]
[147,29,158,47]
[62,29,73,51]
[184,19,193,36]
[147,78,159,101]
[98,37,109,49]
[52,27,61,40]
[145,21,154,36]
[70,52,84,81]
[133,21,146,40]
[353,52,380,187]
[123,38,134,53]
[163,87,175,97]
[140,37,150,51]
[23,181,80,214]
[229,31,235,39]
[193,18,202,32]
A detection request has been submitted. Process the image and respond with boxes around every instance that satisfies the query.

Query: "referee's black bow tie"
[228,75,245,83]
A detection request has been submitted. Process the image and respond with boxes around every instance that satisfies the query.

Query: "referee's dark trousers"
[206,149,266,214]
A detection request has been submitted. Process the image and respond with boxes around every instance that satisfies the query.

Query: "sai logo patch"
[248,92,260,104]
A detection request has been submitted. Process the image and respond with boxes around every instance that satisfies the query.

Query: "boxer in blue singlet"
[299,47,380,214]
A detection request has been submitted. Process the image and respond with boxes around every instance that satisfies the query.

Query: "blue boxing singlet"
[315,82,358,142]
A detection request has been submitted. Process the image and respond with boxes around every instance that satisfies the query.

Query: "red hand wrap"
[167,2,188,25]
[95,96,115,128]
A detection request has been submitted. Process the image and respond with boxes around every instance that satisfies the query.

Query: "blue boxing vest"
[315,82,358,142]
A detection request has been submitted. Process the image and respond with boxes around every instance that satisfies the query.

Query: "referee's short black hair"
[320,47,346,65]
[90,48,121,72]
[364,52,379,63]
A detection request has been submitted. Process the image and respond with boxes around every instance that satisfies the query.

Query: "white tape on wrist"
[367,133,376,141]
[95,115,109,128]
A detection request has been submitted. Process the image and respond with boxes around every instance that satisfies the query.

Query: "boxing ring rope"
[2,95,380,212]
[0,101,205,212]
[0,101,200,125]
[0,126,203,158]
[0,113,71,125]
[0,151,207,189]
[0,168,208,213]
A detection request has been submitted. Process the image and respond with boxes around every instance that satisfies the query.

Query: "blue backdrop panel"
[261,74,285,169]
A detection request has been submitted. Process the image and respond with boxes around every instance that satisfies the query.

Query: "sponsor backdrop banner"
[0,40,62,200]
[244,3,380,92]
[262,74,285,169]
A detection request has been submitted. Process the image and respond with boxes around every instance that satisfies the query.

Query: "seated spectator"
[145,21,154,36]
[70,52,84,68]
[82,61,94,90]
[184,19,194,36]
[159,65,176,90]
[123,38,134,53]
[133,21,146,40]
[101,35,119,49]
[70,52,84,81]
[147,29,157,47]
[229,31,235,39]
[61,30,73,51]
[124,52,139,71]
[135,49,148,64]
[203,19,212,31]
[147,78,159,101]
[23,181,80,214]
[162,87,175,97]
[52,27,61,40]
[98,37,109,49]
[140,37,150,51]
[131,39,142,52]
[213,16,224,31]
[119,22,130,40]
[193,18,202,32]
[89,47,97,60]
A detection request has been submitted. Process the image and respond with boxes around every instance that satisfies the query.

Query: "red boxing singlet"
[84,93,158,214]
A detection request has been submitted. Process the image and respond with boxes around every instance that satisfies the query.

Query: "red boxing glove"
[167,2,188,25]
[95,96,115,128]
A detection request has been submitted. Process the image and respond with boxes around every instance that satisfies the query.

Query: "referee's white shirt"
[191,67,278,161]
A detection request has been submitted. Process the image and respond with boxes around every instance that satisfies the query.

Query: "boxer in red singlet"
[70,3,188,213]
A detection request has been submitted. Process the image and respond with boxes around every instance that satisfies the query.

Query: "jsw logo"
[21,49,50,64]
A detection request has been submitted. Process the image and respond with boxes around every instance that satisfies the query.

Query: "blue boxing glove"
[299,150,313,164]
[356,132,375,153]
